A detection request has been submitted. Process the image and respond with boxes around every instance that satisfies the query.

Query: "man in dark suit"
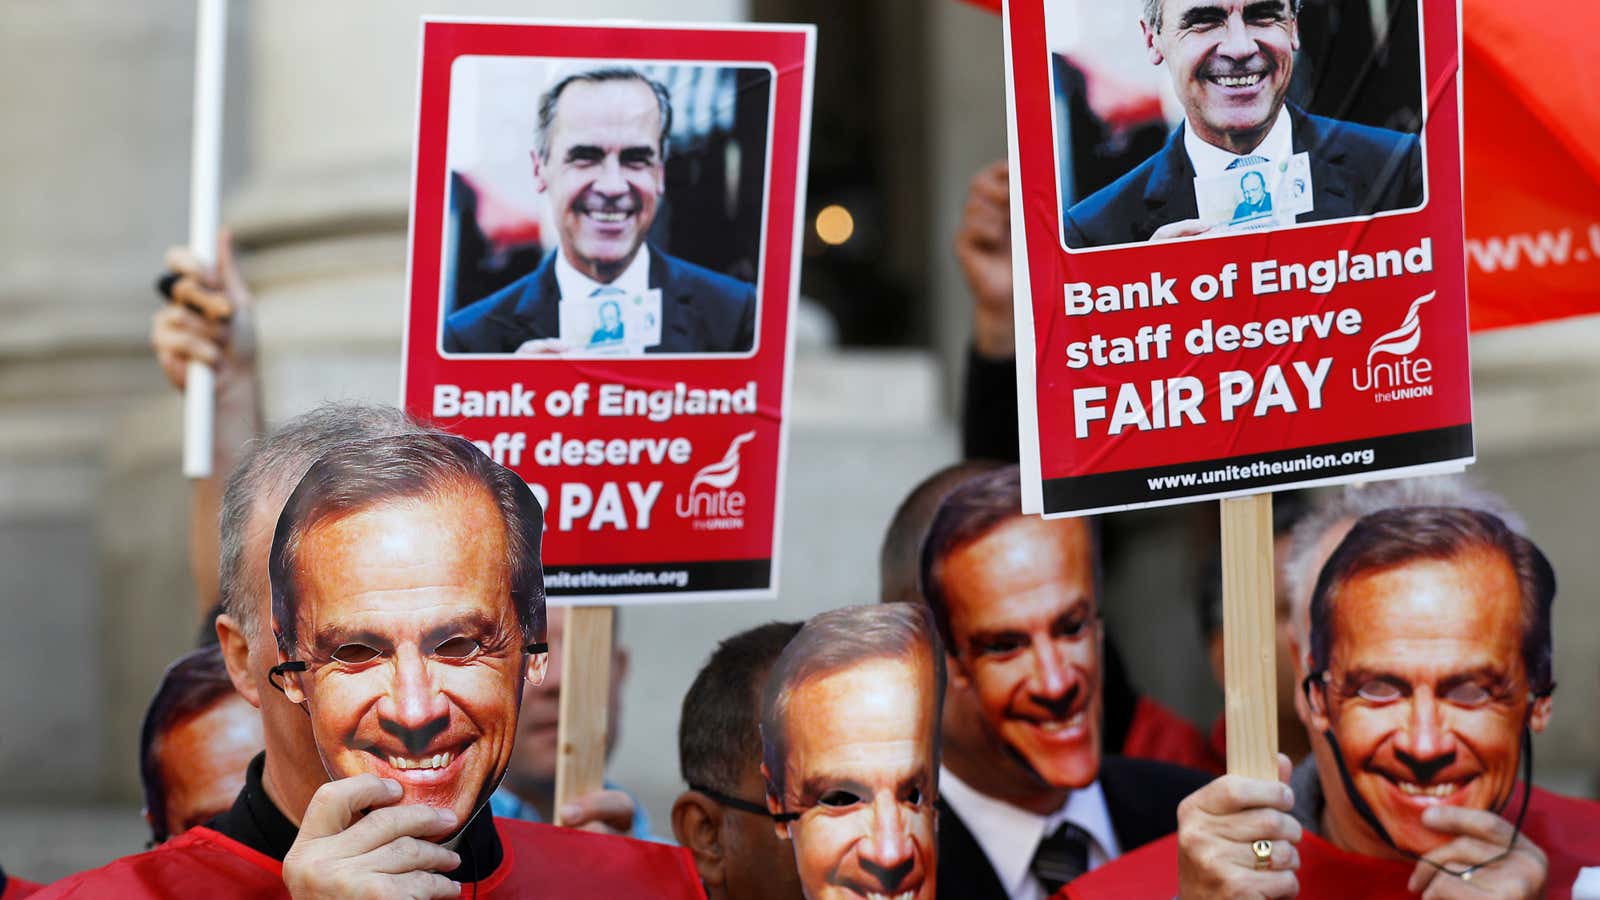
[918,467,1208,898]
[444,66,754,355]
[1063,0,1422,249]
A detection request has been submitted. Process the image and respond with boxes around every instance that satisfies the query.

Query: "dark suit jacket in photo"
[1062,104,1423,249]
[442,245,756,354]
[936,755,1211,899]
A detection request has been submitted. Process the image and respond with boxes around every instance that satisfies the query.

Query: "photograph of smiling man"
[441,62,766,356]
[760,604,944,900]
[1053,0,1425,249]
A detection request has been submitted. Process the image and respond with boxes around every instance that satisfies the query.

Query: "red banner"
[1461,1,1600,330]
[400,19,814,601]
[1004,0,1472,515]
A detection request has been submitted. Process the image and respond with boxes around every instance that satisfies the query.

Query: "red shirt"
[1516,784,1600,900]
[33,817,706,899]
[1059,831,1415,899]
[1060,787,1600,900]
[1121,696,1225,775]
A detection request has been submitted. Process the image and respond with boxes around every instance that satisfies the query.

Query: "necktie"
[1030,821,1093,893]
[1227,154,1270,169]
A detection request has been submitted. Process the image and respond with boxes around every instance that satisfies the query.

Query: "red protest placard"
[1004,0,1473,516]
[401,18,814,601]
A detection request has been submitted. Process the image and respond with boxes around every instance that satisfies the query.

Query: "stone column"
[0,1,210,803]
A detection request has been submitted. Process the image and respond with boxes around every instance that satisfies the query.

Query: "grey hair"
[218,403,425,640]
[1285,475,1524,652]
[535,66,672,162]
[1142,0,1303,33]
[269,431,547,659]
[761,604,945,802]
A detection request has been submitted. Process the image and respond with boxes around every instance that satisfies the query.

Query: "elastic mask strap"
[1304,671,1400,849]
[688,783,777,819]
[267,660,310,717]
[267,660,306,694]
[1320,726,1400,849]
[1499,697,1540,835]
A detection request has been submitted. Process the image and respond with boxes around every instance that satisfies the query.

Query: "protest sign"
[401,18,814,603]
[967,0,1600,331]
[1003,0,1472,518]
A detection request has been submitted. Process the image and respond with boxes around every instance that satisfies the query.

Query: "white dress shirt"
[553,244,650,303]
[1183,105,1294,179]
[939,766,1122,900]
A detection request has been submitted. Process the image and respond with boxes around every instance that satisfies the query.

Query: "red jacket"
[1,873,41,899]
[1121,696,1225,775]
[33,817,707,899]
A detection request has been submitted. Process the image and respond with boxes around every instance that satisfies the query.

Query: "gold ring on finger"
[1252,839,1273,870]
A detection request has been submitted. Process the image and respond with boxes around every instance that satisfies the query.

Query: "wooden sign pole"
[553,605,615,820]
[1220,493,1278,780]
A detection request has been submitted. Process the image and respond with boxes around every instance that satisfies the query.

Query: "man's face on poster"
[1311,549,1551,856]
[1145,0,1300,153]
[774,656,937,900]
[281,485,541,827]
[535,77,666,283]
[941,516,1102,790]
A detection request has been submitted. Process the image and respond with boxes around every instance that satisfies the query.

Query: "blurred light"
[815,204,854,246]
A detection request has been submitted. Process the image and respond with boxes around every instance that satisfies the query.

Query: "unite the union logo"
[1351,291,1436,402]
[675,430,755,529]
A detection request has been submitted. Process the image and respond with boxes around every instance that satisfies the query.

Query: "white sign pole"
[182,0,227,479]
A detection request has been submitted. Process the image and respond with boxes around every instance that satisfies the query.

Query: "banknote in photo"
[1193,153,1315,229]
[558,288,663,355]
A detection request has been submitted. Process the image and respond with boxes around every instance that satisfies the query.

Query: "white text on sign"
[1072,359,1332,439]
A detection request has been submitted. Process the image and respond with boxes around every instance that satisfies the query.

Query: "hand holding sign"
[153,229,256,392]
[955,160,1017,357]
